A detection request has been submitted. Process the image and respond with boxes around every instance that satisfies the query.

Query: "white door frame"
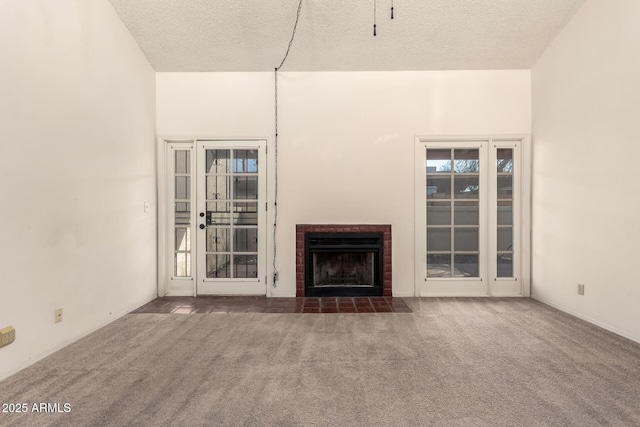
[157,137,272,297]
[414,135,531,297]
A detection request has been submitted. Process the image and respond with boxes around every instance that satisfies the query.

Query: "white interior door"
[415,137,525,297]
[196,141,267,295]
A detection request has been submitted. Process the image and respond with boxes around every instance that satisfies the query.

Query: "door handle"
[199,224,206,230]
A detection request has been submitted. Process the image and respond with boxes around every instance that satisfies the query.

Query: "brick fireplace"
[296,224,392,297]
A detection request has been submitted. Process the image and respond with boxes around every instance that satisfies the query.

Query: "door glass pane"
[233,176,258,199]
[454,202,478,225]
[497,201,512,226]
[497,176,512,199]
[427,254,452,278]
[497,227,513,251]
[454,149,479,173]
[427,228,451,251]
[427,176,451,199]
[233,202,258,225]
[206,254,230,278]
[206,228,230,252]
[454,176,479,199]
[206,176,230,200]
[427,201,451,225]
[497,149,513,173]
[454,228,478,252]
[234,228,258,252]
[206,150,230,174]
[426,149,452,173]
[202,145,262,281]
[233,149,258,173]
[454,255,479,277]
[234,255,258,278]
[497,254,513,277]
[207,202,231,225]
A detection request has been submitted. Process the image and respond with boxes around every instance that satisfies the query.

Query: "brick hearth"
[296,224,392,297]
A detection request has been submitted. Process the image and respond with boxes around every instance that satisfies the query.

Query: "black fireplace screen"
[305,232,383,297]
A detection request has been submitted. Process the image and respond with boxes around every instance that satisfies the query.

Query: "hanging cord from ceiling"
[374,0,377,36]
[273,0,303,287]
[391,0,394,19]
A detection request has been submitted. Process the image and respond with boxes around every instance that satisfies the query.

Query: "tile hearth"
[131,296,412,314]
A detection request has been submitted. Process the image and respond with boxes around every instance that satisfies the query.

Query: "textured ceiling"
[108,0,586,72]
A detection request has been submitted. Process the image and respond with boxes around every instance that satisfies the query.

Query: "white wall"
[158,70,531,296]
[531,0,640,341]
[0,0,157,379]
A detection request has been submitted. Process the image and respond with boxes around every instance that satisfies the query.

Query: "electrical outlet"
[0,326,15,348]
[577,284,585,296]
[54,308,63,323]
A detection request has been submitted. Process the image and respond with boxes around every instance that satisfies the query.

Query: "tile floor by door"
[131,296,412,314]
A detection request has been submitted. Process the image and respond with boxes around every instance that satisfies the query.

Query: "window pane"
[233,149,258,173]
[454,149,479,173]
[175,227,190,251]
[497,176,512,199]
[175,202,190,225]
[175,177,190,200]
[207,202,231,225]
[427,176,451,199]
[497,201,513,226]
[497,254,513,277]
[206,227,230,252]
[454,228,478,252]
[175,150,190,174]
[497,227,513,251]
[454,255,479,277]
[234,255,258,278]
[427,254,452,278]
[426,149,451,173]
[206,150,230,174]
[206,176,230,200]
[497,149,513,173]
[234,228,258,252]
[206,254,230,278]
[427,228,451,251]
[427,202,451,225]
[454,202,478,225]
[454,176,479,199]
[175,253,191,277]
[234,176,258,200]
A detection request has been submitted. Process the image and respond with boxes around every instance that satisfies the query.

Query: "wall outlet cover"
[0,326,16,348]
[54,308,63,323]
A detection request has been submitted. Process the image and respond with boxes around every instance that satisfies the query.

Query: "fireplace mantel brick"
[295,224,392,297]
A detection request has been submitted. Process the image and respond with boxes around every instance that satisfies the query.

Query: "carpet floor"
[1,298,639,426]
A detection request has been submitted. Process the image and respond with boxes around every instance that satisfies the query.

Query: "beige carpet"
[1,298,639,426]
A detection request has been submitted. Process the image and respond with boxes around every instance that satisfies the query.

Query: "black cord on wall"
[273,0,303,287]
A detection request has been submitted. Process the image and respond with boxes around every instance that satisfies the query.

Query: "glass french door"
[415,138,523,296]
[164,140,267,296]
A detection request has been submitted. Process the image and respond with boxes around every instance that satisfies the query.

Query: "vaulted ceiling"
[108,0,586,72]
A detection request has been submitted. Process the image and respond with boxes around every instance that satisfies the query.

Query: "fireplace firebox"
[304,232,384,297]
